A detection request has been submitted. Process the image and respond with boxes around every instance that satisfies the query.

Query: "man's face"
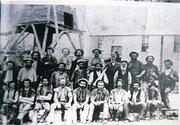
[32,53,39,60]
[62,49,69,56]
[133,84,139,91]
[147,57,154,64]
[42,78,48,85]
[24,80,30,88]
[60,79,66,87]
[117,81,123,89]
[47,49,53,56]
[165,62,172,69]
[131,54,138,60]
[7,62,13,70]
[111,54,116,62]
[95,64,102,70]
[79,81,86,88]
[58,64,65,71]
[93,50,100,58]
[121,62,127,70]
[76,51,83,57]
[79,62,85,69]
[97,81,104,89]
[25,61,32,68]
[9,82,15,89]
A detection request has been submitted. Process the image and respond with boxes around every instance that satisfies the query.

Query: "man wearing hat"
[128,82,146,120]
[72,78,90,123]
[147,82,162,119]
[17,56,37,89]
[70,59,88,89]
[136,56,159,98]
[59,48,72,70]
[50,62,69,89]
[69,49,84,78]
[88,62,108,91]
[128,52,143,91]
[41,47,58,79]
[88,48,105,72]
[159,59,179,108]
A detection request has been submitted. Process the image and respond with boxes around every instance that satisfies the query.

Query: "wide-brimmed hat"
[94,62,103,67]
[23,56,33,63]
[78,78,88,84]
[145,55,155,62]
[46,47,54,53]
[129,51,139,57]
[74,49,84,56]
[92,48,101,54]
[77,59,86,65]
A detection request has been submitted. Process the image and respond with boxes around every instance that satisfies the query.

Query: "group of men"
[0,47,179,124]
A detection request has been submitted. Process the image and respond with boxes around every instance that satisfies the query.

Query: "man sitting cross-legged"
[72,78,90,123]
[47,77,72,124]
[87,80,109,122]
[33,77,53,123]
[109,79,129,121]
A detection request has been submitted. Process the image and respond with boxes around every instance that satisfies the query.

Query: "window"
[111,46,122,56]
[174,36,180,53]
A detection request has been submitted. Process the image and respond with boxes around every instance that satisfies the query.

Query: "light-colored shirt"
[3,89,18,103]
[54,86,72,102]
[110,88,128,104]
[4,70,13,83]
[17,67,37,82]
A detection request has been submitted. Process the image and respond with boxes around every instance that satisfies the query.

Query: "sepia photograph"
[0,0,179,125]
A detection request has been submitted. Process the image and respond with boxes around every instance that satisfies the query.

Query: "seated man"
[72,78,90,123]
[15,78,35,125]
[87,80,109,122]
[47,77,72,124]
[109,79,129,121]
[147,82,162,119]
[1,81,18,125]
[128,82,146,120]
[33,77,53,123]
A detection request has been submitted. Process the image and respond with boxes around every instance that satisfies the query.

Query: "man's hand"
[165,88,171,93]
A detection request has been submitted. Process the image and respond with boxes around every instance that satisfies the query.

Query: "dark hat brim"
[129,51,139,57]
[92,49,101,54]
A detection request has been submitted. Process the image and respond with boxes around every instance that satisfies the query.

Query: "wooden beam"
[42,6,51,55]
[31,24,42,54]
[78,34,83,49]
[160,36,164,72]
[11,32,30,49]
[49,31,65,48]
[53,5,59,34]
[8,25,29,49]
[65,32,76,50]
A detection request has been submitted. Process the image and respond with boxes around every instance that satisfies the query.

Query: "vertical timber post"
[160,36,164,72]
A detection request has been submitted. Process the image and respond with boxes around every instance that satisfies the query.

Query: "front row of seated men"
[2,77,162,124]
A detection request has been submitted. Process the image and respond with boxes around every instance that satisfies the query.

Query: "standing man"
[72,78,90,123]
[50,63,69,89]
[47,78,72,123]
[88,48,105,72]
[114,61,132,92]
[109,79,129,121]
[105,53,121,91]
[136,56,159,97]
[159,59,179,108]
[87,80,109,122]
[17,56,37,89]
[70,59,88,89]
[41,47,58,79]
[128,51,143,92]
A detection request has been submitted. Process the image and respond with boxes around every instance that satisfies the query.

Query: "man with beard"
[47,78,72,124]
[105,53,121,91]
[128,51,143,87]
[59,48,72,70]
[147,82,162,119]
[31,51,43,86]
[50,63,69,89]
[33,77,53,123]
[128,82,146,120]
[17,56,37,89]
[136,56,159,97]
[41,47,58,79]
[88,49,105,72]
[72,78,90,123]
[159,59,179,108]
[114,61,132,92]
[69,49,84,77]
[109,79,129,121]
[88,62,108,91]
[87,80,109,122]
